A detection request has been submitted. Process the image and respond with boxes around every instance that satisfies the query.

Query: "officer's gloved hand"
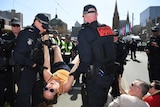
[42,39,52,47]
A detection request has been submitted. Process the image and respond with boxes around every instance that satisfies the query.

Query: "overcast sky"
[1,0,160,29]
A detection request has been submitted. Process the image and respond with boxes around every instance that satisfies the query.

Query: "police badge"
[27,38,33,45]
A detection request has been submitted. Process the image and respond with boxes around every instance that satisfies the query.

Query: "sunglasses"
[83,10,96,14]
[131,83,141,89]
[43,87,54,93]
[12,24,20,27]
[149,85,154,88]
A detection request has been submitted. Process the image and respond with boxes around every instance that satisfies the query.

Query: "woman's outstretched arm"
[43,34,52,82]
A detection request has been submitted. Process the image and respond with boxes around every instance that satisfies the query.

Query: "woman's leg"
[52,46,63,63]
[70,55,79,73]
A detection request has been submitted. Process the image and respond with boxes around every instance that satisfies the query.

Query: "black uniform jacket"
[14,26,40,67]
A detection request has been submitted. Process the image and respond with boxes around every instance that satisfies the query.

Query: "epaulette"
[1,33,8,37]
[24,26,34,33]
[81,23,89,29]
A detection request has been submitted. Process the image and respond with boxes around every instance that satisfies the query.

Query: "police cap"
[35,13,49,30]
[11,17,20,25]
[65,34,71,39]
[83,4,97,14]
[52,30,58,35]
[151,26,159,32]
[113,29,119,36]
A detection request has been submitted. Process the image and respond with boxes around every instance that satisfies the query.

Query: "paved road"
[54,51,150,107]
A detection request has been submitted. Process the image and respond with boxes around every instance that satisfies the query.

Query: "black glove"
[42,40,52,47]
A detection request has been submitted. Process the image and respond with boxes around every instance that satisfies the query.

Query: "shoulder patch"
[97,26,114,37]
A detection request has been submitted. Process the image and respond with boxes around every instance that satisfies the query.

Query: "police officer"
[13,13,50,107]
[130,38,137,60]
[146,26,160,82]
[50,30,61,46]
[74,4,116,107]
[0,17,21,107]
[0,18,5,107]
[110,29,128,98]
[113,29,127,76]
[61,34,74,64]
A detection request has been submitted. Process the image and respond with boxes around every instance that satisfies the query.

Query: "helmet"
[113,29,119,36]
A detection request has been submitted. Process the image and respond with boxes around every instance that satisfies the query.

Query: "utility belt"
[86,62,115,79]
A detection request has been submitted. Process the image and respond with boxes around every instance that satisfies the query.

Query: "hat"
[113,29,119,36]
[52,30,58,35]
[65,34,71,39]
[83,4,97,14]
[11,17,20,25]
[151,26,159,32]
[35,13,49,29]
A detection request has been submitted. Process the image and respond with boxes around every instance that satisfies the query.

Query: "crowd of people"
[0,3,160,107]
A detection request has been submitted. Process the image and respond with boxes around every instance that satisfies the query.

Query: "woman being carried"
[39,34,79,106]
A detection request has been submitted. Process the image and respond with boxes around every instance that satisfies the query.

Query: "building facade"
[140,6,160,27]
[0,9,23,28]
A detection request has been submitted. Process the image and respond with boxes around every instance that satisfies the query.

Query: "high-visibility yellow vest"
[61,40,73,55]
[50,37,61,46]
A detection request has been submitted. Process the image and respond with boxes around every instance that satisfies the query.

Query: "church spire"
[126,11,130,24]
[112,0,120,30]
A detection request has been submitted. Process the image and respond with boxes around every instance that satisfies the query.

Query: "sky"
[1,0,160,30]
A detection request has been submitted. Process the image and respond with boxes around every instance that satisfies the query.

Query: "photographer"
[0,17,21,107]
[145,26,160,82]
[13,13,50,107]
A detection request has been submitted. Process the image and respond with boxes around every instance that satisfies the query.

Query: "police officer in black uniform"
[110,29,128,98]
[113,29,127,76]
[146,26,160,82]
[74,4,116,107]
[0,17,7,107]
[130,38,137,60]
[0,17,21,107]
[13,13,50,107]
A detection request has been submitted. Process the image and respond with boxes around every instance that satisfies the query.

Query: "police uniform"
[113,29,127,75]
[61,35,74,64]
[76,5,116,106]
[130,38,137,59]
[111,29,128,98]
[0,32,15,107]
[1,32,17,107]
[50,30,61,46]
[146,26,160,82]
[0,17,20,107]
[14,13,49,107]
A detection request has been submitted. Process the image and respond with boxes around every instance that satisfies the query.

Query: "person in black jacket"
[113,29,127,76]
[75,4,116,107]
[110,29,128,98]
[145,26,160,82]
[130,38,137,60]
[13,13,50,107]
[0,17,21,107]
